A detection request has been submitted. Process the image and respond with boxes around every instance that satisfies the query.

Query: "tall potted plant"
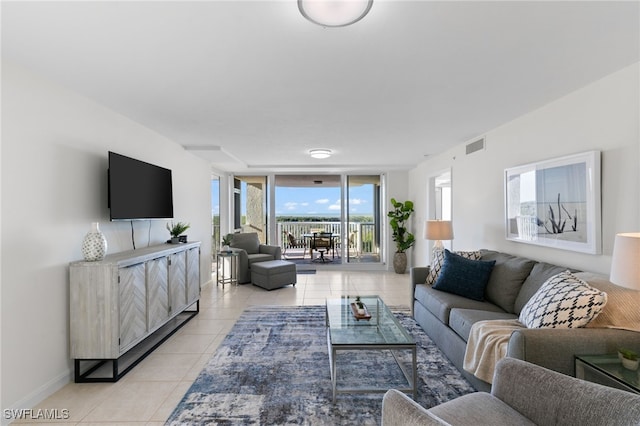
[388,198,415,273]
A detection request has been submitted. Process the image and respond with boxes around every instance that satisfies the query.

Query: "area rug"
[166,305,475,425]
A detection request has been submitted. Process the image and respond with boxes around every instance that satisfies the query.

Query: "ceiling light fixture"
[298,0,373,28]
[309,149,332,159]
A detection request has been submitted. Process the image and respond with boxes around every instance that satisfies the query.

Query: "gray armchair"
[229,232,282,283]
[382,357,640,426]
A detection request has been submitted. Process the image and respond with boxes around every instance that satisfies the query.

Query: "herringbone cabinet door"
[147,257,169,331]
[169,252,187,314]
[119,263,147,352]
[186,247,200,305]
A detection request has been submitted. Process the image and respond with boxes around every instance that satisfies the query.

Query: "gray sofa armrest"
[410,266,430,285]
[493,358,640,425]
[382,389,450,426]
[410,266,430,316]
[507,327,640,376]
[228,248,250,283]
[259,244,282,259]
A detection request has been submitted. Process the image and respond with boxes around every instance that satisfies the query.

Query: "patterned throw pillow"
[426,250,481,285]
[519,271,608,329]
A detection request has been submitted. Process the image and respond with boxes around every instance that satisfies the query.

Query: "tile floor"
[20,270,412,425]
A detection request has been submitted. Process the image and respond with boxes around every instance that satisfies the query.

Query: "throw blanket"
[463,319,525,383]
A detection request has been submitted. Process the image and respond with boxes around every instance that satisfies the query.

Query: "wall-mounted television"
[108,151,174,220]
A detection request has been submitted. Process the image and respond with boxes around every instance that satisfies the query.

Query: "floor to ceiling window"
[228,173,385,267]
[346,175,381,263]
[234,176,268,242]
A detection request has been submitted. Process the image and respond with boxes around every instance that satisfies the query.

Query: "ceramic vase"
[393,252,407,274]
[82,222,107,261]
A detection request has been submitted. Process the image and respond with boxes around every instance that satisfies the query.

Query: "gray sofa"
[412,249,640,391]
[382,357,640,426]
[229,232,282,284]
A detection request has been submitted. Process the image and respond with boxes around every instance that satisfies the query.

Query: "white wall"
[409,63,640,275]
[1,61,213,411]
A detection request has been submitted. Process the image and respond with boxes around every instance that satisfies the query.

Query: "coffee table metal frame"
[325,295,417,402]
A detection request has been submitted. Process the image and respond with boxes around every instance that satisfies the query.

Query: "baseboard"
[2,369,71,426]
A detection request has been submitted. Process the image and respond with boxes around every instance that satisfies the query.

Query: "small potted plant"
[166,221,190,244]
[355,296,366,315]
[618,348,639,371]
[221,233,233,251]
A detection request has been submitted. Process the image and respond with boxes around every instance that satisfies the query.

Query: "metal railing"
[276,221,378,255]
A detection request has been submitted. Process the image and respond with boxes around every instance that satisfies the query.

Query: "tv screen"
[108,152,174,220]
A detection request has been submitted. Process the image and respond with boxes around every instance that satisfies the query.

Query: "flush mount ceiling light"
[309,149,332,159]
[298,0,373,28]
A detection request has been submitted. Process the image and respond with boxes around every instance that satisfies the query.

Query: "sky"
[210,181,375,217]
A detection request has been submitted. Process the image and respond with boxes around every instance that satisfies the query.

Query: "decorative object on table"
[350,296,371,320]
[424,220,454,264]
[388,198,415,274]
[618,348,639,371]
[221,233,233,252]
[166,221,190,244]
[504,150,601,254]
[81,222,107,261]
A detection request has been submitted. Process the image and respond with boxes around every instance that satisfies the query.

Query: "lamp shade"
[424,220,453,241]
[610,232,640,290]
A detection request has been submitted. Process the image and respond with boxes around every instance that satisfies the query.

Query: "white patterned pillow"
[426,250,481,285]
[519,271,608,329]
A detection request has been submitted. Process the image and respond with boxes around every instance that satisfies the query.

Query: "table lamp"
[424,220,453,262]
[610,232,640,291]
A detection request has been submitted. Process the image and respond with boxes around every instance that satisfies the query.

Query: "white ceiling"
[2,1,638,173]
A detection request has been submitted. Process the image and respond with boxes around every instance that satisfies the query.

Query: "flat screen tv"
[108,151,174,220]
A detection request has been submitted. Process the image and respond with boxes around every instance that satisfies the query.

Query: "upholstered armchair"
[381,357,640,425]
[229,232,282,283]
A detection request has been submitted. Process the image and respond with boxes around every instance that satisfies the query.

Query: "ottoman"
[251,260,297,290]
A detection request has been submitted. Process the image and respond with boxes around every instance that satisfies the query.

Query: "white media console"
[69,241,201,382]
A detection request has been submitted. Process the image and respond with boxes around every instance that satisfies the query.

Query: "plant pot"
[170,237,180,244]
[621,357,639,371]
[393,252,407,274]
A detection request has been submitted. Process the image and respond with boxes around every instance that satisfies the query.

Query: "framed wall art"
[505,151,601,254]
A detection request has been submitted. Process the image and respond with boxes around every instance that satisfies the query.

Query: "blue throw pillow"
[432,249,496,301]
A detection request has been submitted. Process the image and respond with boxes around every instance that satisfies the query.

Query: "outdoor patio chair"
[283,231,307,259]
[311,232,333,263]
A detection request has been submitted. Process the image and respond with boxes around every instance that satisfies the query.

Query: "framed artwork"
[505,151,601,254]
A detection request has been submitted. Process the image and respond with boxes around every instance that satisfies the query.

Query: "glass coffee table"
[325,295,417,402]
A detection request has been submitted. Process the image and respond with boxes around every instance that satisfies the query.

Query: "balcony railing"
[276,221,378,255]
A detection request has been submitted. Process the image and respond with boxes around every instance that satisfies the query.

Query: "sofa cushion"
[433,250,496,301]
[576,272,640,331]
[415,284,506,325]
[480,250,535,313]
[514,262,571,314]
[426,250,481,285]
[519,271,608,329]
[449,308,519,341]
[230,232,260,254]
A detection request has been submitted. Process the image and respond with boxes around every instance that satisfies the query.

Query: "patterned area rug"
[166,305,475,425]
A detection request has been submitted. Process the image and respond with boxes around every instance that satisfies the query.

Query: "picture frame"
[504,151,601,254]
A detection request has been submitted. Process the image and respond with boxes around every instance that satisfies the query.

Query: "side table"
[575,354,640,394]
[217,251,239,288]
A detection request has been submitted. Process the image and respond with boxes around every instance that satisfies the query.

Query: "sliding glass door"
[229,173,385,267]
